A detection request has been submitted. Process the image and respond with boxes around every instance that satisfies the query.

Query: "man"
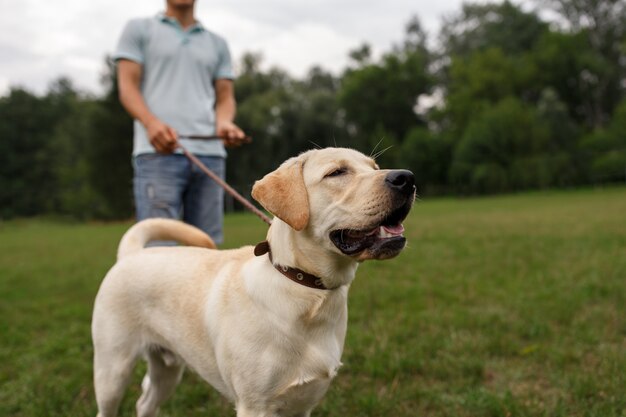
[113,0,246,245]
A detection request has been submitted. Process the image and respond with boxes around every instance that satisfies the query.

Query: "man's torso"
[115,15,234,156]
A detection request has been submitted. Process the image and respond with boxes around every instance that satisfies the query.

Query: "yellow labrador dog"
[92,147,415,417]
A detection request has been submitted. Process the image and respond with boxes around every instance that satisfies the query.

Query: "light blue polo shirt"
[113,14,234,157]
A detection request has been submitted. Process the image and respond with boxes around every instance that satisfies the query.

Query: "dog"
[92,147,415,417]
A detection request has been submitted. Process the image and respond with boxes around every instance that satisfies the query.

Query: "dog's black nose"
[385,170,415,196]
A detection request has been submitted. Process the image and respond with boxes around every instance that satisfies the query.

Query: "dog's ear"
[252,158,309,231]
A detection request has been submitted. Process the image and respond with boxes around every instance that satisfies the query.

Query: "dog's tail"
[117,219,216,260]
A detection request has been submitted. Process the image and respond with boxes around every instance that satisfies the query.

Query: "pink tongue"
[382,224,405,235]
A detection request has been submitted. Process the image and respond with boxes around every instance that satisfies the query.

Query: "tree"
[450,97,553,193]
[536,0,626,127]
[0,81,79,218]
[580,98,626,183]
[400,128,452,194]
[532,31,606,126]
[46,79,105,218]
[83,58,134,219]
[535,87,584,185]
[439,1,548,59]
[347,43,372,68]
[339,16,432,155]
[443,47,538,135]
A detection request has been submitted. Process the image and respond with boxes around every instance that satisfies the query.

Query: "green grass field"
[1,187,625,417]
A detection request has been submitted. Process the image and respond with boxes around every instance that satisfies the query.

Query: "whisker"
[370,137,384,158]
[372,145,393,160]
[309,140,322,149]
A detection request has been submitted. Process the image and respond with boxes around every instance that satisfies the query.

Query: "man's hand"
[146,118,178,154]
[216,120,247,147]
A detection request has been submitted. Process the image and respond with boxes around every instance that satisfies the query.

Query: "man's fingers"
[153,140,166,153]
[155,139,170,154]
[166,126,178,141]
[224,125,244,139]
[164,127,178,149]
[153,134,176,154]
[223,130,233,140]
[162,126,178,152]
[222,134,249,148]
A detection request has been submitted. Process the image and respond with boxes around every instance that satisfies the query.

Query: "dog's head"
[252,148,415,261]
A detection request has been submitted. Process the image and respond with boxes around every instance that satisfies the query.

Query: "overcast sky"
[1,0,469,96]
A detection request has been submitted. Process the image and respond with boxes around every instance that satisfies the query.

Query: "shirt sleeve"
[112,19,146,64]
[214,37,235,80]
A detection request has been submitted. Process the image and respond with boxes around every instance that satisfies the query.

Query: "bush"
[450,97,552,193]
[580,99,626,183]
[400,128,452,194]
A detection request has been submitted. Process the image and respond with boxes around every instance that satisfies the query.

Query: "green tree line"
[1,0,624,220]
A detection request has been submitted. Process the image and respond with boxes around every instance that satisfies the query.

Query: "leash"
[176,139,273,226]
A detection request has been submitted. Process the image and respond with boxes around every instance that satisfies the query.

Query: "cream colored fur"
[92,147,411,417]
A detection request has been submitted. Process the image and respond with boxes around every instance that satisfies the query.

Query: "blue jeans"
[133,153,225,245]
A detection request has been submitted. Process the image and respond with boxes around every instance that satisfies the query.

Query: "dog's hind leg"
[93,347,137,417]
[136,347,185,417]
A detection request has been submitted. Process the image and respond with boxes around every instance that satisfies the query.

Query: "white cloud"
[264,23,356,76]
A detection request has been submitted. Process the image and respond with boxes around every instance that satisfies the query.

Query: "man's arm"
[117,59,178,154]
[214,79,245,147]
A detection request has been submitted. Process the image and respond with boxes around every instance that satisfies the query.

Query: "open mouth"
[330,201,411,256]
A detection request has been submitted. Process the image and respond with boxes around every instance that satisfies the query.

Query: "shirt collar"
[157,12,205,33]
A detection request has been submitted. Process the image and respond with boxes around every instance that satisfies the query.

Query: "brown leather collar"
[254,241,329,290]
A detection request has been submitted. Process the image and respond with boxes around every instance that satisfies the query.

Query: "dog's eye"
[325,168,347,178]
